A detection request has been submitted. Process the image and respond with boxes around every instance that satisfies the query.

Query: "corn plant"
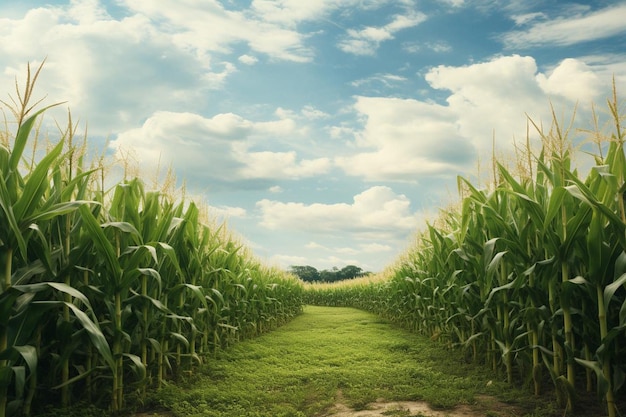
[1,62,304,416]
[304,86,626,417]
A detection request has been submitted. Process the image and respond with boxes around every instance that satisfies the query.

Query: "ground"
[324,391,522,417]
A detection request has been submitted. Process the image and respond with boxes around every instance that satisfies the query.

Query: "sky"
[1,0,626,272]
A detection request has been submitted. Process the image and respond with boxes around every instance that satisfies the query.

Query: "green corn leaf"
[544,186,567,233]
[169,332,190,348]
[0,173,27,260]
[51,367,96,389]
[8,104,61,172]
[102,221,141,238]
[604,273,626,317]
[12,366,25,399]
[79,205,121,286]
[124,353,146,382]
[0,366,12,389]
[28,200,91,222]
[575,358,610,399]
[12,346,37,376]
[12,138,65,222]
[64,302,115,371]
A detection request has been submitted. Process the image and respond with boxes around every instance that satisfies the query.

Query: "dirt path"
[323,389,522,417]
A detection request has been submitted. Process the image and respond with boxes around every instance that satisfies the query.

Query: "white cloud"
[335,96,475,180]
[536,58,603,104]
[360,242,393,253]
[0,1,232,134]
[351,73,408,88]
[403,40,452,54]
[122,0,314,62]
[425,55,609,151]
[250,0,337,25]
[338,11,427,55]
[426,41,452,53]
[256,186,421,239]
[337,54,622,182]
[110,110,329,183]
[238,54,259,65]
[502,3,626,48]
[511,12,546,26]
[269,254,308,268]
[208,205,247,220]
[306,241,392,254]
[250,0,396,25]
[269,185,283,193]
[301,105,330,120]
[238,150,331,179]
[433,0,464,7]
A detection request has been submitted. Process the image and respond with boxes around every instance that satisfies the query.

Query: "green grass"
[142,306,549,417]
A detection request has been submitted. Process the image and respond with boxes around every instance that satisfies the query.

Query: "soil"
[323,392,523,417]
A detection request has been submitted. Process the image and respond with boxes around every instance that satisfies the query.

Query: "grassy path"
[144,306,548,417]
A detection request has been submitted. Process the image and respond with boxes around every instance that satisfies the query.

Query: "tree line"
[289,265,370,283]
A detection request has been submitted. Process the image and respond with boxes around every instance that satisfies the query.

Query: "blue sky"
[1,0,626,272]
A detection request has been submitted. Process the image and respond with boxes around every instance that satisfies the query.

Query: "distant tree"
[289,265,320,282]
[290,265,371,282]
[339,265,363,280]
[319,269,335,282]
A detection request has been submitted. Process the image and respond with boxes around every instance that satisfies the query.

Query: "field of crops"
[3,62,626,417]
[305,87,626,417]
[0,64,303,416]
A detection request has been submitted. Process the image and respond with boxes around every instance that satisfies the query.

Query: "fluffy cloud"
[335,96,475,180]
[337,54,617,182]
[535,58,603,104]
[0,2,230,134]
[110,110,330,184]
[256,186,420,238]
[502,3,626,48]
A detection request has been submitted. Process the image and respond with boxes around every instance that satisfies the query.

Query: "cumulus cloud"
[337,54,618,182]
[110,110,330,184]
[502,3,626,48]
[336,96,476,180]
[0,1,231,134]
[256,186,421,239]
[536,58,603,103]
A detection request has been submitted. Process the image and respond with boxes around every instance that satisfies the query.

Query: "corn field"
[305,87,626,416]
[0,63,303,416]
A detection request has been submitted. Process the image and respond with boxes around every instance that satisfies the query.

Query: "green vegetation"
[290,265,371,283]
[304,87,626,416]
[3,62,625,417]
[0,62,303,417]
[145,306,546,417]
